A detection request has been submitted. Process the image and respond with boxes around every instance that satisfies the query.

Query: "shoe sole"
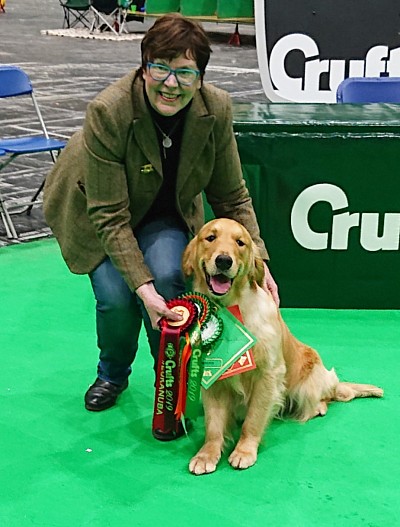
[85,401,116,412]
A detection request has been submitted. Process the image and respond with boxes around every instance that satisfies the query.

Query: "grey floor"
[0,0,266,246]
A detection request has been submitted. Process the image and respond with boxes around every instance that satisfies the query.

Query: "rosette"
[178,292,212,327]
[153,298,197,437]
[200,313,223,348]
[160,297,197,331]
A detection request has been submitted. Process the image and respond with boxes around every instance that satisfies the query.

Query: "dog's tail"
[285,370,383,422]
[334,382,384,402]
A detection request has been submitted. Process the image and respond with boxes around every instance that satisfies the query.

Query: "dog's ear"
[249,243,265,287]
[182,236,197,278]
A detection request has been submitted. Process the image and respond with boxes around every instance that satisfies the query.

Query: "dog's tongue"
[210,274,231,294]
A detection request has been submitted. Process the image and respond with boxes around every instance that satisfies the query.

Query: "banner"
[255,0,400,102]
[233,103,400,308]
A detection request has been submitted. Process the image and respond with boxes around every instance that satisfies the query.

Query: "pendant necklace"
[154,120,181,159]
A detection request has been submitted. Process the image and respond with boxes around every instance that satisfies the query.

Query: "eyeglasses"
[147,62,200,86]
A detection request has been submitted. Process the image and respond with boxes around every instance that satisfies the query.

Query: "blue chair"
[336,76,400,103]
[0,65,66,239]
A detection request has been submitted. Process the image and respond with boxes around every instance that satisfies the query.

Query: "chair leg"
[79,12,92,29]
[119,10,129,34]
[26,149,59,214]
[0,192,19,239]
[70,10,92,29]
[26,179,45,216]
[0,212,15,239]
[62,7,70,28]
[0,156,20,235]
[90,13,97,32]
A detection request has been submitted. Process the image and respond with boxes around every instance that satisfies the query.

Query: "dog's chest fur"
[212,285,286,409]
[237,286,283,369]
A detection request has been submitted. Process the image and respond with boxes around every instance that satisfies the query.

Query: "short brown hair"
[141,13,212,75]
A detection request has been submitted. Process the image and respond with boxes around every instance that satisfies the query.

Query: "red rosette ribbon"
[152,299,197,436]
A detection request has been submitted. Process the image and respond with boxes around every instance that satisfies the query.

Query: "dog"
[182,218,383,475]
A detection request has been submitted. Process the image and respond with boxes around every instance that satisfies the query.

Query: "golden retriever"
[182,218,383,475]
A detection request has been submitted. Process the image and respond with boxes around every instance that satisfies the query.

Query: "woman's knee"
[154,268,185,300]
[97,286,134,312]
[90,258,135,312]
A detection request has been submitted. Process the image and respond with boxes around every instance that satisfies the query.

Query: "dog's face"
[182,218,265,302]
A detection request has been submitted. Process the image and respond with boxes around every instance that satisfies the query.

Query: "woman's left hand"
[262,262,280,307]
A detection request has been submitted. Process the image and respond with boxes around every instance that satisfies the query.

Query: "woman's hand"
[262,262,280,307]
[136,282,183,330]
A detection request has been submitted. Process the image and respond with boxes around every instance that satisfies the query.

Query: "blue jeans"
[88,217,188,385]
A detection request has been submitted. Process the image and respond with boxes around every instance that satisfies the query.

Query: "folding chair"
[90,0,120,35]
[336,77,400,103]
[90,0,142,36]
[0,66,66,240]
[59,0,92,29]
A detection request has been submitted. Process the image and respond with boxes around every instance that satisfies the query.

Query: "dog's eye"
[236,239,245,247]
[205,235,216,242]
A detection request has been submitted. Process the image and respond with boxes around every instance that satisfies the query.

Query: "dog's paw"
[228,447,257,470]
[189,453,219,475]
[299,401,329,422]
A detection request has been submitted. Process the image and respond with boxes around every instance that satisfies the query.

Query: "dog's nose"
[215,254,233,271]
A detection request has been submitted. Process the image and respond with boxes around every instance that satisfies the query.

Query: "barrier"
[180,0,216,17]
[231,102,400,309]
[145,0,180,13]
[145,0,254,21]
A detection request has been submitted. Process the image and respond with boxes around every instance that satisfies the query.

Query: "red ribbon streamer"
[152,325,181,434]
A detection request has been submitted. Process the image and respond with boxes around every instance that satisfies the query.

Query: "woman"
[43,13,278,439]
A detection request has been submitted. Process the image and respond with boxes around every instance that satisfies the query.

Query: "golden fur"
[182,218,383,475]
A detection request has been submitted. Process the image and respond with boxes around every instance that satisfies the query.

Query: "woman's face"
[143,54,201,116]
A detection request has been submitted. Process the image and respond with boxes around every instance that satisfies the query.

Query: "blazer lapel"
[177,91,216,194]
[131,77,163,177]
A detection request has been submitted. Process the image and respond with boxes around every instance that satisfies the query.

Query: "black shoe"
[84,377,128,412]
[152,419,193,441]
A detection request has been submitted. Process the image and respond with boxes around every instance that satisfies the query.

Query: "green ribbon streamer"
[184,322,206,421]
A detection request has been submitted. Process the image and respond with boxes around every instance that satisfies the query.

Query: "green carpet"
[0,239,398,527]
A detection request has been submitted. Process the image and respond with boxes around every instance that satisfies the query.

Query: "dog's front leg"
[189,387,231,475]
[229,373,283,470]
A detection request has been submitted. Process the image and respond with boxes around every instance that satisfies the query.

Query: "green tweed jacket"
[43,69,268,292]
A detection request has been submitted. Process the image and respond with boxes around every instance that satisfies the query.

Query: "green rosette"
[201,313,223,349]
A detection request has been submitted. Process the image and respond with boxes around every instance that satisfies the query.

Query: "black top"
[137,89,191,229]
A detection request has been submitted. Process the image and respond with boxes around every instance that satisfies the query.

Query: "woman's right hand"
[135,281,183,330]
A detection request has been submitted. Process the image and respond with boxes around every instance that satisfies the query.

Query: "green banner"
[232,103,400,309]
